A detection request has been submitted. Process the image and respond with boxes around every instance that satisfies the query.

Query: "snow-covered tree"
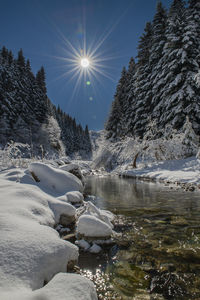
[0,46,92,158]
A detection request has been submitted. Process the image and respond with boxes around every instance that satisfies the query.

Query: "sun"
[80,57,90,68]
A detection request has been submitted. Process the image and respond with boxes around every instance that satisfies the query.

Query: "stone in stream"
[76,214,113,241]
[59,163,84,183]
[65,191,84,205]
[59,214,76,227]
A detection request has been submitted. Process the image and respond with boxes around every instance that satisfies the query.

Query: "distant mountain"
[0,47,92,158]
[105,0,200,141]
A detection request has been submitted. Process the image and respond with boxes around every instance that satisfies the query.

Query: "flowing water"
[80,176,200,299]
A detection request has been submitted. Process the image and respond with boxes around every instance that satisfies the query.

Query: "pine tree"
[152,0,186,131]
[36,66,47,94]
[133,22,153,138]
[122,57,136,136]
[17,49,25,71]
[150,2,167,129]
[105,67,127,138]
[0,46,91,157]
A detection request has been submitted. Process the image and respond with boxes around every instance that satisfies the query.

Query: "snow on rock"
[2,273,97,300]
[75,239,90,250]
[0,166,98,299]
[29,162,83,195]
[0,170,79,297]
[60,163,83,182]
[49,199,76,225]
[77,214,113,239]
[66,191,84,204]
[84,201,114,229]
[33,273,97,300]
[89,243,102,254]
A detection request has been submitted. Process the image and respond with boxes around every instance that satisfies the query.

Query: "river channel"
[79,175,200,299]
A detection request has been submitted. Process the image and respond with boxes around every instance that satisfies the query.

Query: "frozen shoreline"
[120,156,200,191]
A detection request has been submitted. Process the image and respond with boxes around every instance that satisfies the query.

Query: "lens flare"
[49,13,126,109]
[81,58,90,68]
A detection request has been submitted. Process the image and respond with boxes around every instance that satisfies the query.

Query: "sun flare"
[80,57,90,68]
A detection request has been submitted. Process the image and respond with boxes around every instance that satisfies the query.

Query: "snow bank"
[121,156,200,185]
[29,162,83,195]
[2,273,97,300]
[0,166,97,299]
[91,129,199,172]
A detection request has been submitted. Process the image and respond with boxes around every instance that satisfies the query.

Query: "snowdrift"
[0,163,97,299]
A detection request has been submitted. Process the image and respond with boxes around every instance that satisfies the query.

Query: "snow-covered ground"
[90,130,200,188]
[0,162,100,300]
[1,130,200,298]
[121,156,200,188]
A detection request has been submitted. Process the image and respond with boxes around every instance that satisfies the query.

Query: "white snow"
[49,199,76,223]
[66,191,84,204]
[84,201,114,229]
[121,156,200,185]
[75,239,90,250]
[77,214,113,238]
[29,162,83,195]
[89,244,102,254]
[2,273,97,300]
[0,164,97,300]
[60,163,80,172]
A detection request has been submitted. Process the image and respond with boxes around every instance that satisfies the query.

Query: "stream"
[79,175,200,299]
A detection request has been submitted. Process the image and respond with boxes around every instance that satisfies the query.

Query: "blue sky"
[0,0,172,130]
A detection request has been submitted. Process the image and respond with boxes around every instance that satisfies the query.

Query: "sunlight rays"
[46,5,130,109]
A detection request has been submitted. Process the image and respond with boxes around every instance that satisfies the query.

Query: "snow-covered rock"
[0,166,97,299]
[60,163,83,181]
[29,162,83,195]
[84,201,114,229]
[49,200,76,225]
[66,191,84,204]
[75,239,90,250]
[0,171,78,295]
[2,273,97,300]
[77,214,113,239]
[89,243,102,254]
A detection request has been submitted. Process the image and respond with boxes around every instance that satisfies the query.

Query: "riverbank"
[119,156,200,192]
[0,163,100,300]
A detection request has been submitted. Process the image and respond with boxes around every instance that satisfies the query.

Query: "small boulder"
[59,214,75,227]
[60,164,84,183]
[77,214,113,240]
[66,191,84,204]
[89,243,102,254]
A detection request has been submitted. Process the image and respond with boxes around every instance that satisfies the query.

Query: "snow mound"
[0,172,78,296]
[49,199,76,223]
[2,273,97,300]
[66,191,84,204]
[84,201,114,229]
[29,162,83,195]
[77,214,113,238]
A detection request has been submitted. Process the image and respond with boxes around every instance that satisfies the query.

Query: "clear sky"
[0,0,172,130]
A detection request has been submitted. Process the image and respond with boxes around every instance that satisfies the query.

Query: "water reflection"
[83,176,200,299]
[84,176,200,214]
